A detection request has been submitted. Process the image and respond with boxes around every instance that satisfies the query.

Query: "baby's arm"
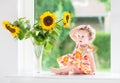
[69,25,86,40]
[88,52,96,74]
[69,28,78,42]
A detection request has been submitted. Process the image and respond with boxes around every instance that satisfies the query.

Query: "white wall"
[0,0,18,83]
[111,0,120,73]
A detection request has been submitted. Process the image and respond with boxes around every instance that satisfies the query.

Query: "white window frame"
[17,0,120,75]
[18,0,35,75]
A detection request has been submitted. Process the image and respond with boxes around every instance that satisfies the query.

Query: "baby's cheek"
[75,39,79,42]
[85,39,90,43]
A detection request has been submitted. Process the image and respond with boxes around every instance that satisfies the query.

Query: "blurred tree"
[34,0,60,20]
[34,0,74,20]
[93,32,110,71]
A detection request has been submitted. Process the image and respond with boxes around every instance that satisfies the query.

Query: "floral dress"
[57,45,94,74]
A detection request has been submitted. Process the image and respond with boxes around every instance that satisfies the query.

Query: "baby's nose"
[78,37,83,40]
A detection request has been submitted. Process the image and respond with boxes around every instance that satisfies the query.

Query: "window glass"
[34,0,111,72]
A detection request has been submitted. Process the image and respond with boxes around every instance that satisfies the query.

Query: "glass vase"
[34,45,44,74]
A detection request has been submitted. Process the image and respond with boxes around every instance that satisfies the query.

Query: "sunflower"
[40,11,56,30]
[2,21,10,29]
[2,21,20,37]
[63,12,71,28]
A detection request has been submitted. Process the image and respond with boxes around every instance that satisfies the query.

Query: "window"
[34,0,111,72]
[18,0,119,75]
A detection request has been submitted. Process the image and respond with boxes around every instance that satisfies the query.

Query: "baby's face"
[75,30,90,45]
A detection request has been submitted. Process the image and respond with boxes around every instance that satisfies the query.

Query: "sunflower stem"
[56,19,63,24]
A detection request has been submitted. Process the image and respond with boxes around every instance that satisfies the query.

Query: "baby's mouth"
[79,41,82,42]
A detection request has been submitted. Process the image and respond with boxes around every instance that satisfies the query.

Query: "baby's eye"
[81,35,84,38]
[78,35,80,37]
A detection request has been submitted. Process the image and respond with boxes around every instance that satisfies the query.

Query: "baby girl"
[50,25,96,75]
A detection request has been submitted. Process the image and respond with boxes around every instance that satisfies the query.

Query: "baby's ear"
[89,37,93,41]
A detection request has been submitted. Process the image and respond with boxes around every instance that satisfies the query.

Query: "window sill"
[5,73,120,83]
[6,73,120,79]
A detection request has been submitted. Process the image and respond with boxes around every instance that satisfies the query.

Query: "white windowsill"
[5,72,120,83]
[6,72,120,79]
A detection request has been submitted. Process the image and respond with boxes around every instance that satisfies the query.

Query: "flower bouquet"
[2,11,72,73]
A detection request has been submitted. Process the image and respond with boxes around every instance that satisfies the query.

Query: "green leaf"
[19,24,26,33]
[34,20,39,24]
[45,41,53,50]
[18,32,25,40]
[13,21,19,26]
[25,20,30,23]
[33,40,44,45]
[25,31,32,39]
[33,35,45,45]
[19,17,25,22]
[49,35,57,41]
[38,32,46,40]
[51,30,59,36]
[55,24,62,30]
[33,24,42,31]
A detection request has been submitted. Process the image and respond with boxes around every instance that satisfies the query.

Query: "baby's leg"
[50,64,86,75]
[50,64,76,74]
[50,64,84,75]
[50,66,70,75]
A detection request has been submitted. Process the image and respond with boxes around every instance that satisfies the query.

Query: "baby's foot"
[89,72,95,75]
[50,67,69,75]
[50,67,59,74]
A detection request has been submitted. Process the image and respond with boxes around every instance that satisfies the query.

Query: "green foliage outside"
[98,0,111,11]
[93,32,110,71]
[34,0,111,72]
[34,0,74,20]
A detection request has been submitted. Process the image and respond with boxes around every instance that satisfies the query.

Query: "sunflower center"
[66,15,69,23]
[5,24,15,33]
[43,16,53,26]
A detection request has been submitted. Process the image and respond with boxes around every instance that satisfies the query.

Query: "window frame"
[18,0,34,74]
[17,0,119,75]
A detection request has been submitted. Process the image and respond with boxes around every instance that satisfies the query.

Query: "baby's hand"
[89,72,95,75]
